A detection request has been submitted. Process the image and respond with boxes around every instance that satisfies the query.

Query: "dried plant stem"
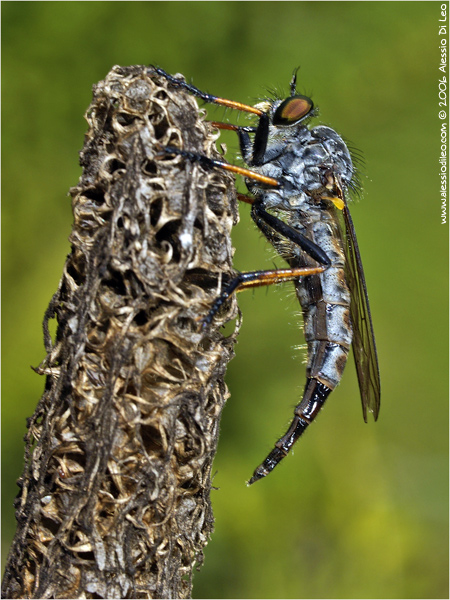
[2,66,239,599]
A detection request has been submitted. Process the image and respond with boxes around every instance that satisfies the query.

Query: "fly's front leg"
[151,67,265,117]
[202,265,326,327]
[223,116,269,166]
[151,67,272,165]
[210,121,276,167]
[210,122,256,165]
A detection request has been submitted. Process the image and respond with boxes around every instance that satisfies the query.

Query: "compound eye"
[273,95,313,125]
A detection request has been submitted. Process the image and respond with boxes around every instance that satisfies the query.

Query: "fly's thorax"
[251,188,311,212]
[267,121,311,145]
[249,123,354,202]
[309,126,354,188]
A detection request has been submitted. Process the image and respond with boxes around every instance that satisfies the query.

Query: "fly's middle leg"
[160,146,280,187]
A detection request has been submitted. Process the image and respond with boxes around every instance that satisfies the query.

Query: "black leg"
[208,122,256,164]
[252,202,331,266]
[250,113,270,166]
[216,110,270,166]
[152,66,263,117]
[161,146,280,188]
[152,67,271,167]
[237,129,253,164]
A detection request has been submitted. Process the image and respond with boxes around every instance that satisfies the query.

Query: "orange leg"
[203,265,325,327]
[162,145,279,188]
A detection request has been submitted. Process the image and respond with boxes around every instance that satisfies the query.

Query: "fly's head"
[245,72,358,211]
[273,95,314,126]
[253,95,316,143]
[254,68,316,140]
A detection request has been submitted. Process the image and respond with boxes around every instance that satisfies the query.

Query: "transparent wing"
[341,200,381,422]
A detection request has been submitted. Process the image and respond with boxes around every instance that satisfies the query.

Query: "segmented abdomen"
[295,216,352,390]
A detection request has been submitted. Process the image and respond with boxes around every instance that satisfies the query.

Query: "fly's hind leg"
[202,265,326,327]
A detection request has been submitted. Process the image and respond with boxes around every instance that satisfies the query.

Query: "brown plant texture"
[2,65,240,599]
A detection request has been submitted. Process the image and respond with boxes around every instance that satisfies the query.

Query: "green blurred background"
[2,2,448,598]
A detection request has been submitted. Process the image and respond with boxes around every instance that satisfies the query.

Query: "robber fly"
[152,67,381,485]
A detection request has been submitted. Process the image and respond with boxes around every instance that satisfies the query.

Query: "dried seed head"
[3,65,239,600]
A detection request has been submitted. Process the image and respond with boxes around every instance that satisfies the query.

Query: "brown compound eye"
[273,95,313,125]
